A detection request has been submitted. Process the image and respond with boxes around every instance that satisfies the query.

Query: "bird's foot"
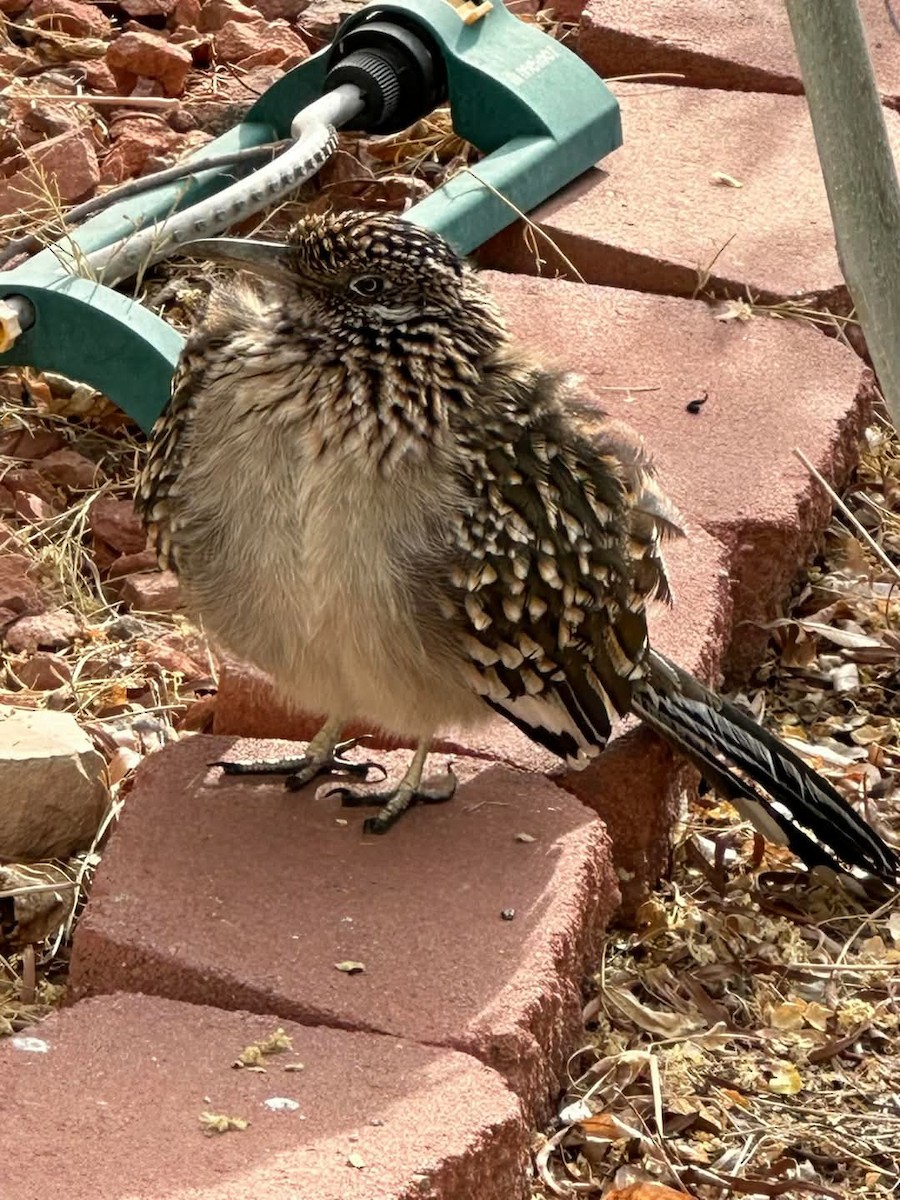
[327,767,458,835]
[214,737,386,790]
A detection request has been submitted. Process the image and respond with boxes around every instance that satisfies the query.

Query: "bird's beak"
[178,237,297,284]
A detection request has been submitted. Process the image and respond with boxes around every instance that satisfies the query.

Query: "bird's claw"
[285,755,386,789]
[215,736,386,789]
[326,769,458,835]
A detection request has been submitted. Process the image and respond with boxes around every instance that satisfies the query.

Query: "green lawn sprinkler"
[0,0,620,431]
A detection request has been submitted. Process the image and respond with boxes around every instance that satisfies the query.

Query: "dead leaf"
[607,1184,699,1200]
[710,171,743,187]
[803,1001,833,1032]
[607,987,704,1038]
[335,960,365,974]
[107,745,142,786]
[255,1028,292,1054]
[793,618,883,649]
[711,298,753,322]
[578,1111,624,1139]
[766,1062,803,1094]
[769,1000,806,1031]
[199,1111,249,1135]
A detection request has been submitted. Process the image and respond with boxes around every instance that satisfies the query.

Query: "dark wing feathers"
[454,370,680,765]
[636,651,899,880]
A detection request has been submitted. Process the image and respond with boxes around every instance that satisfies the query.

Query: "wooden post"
[786,0,900,432]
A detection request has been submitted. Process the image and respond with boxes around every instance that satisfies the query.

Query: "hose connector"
[324,14,447,135]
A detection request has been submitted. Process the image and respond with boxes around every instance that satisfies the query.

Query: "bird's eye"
[349,275,385,298]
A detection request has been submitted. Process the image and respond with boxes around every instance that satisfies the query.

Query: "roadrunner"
[137,210,898,881]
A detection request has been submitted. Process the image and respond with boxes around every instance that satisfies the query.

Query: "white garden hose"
[81,84,365,287]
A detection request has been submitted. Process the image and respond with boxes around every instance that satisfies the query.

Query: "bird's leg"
[327,738,457,835]
[215,716,385,788]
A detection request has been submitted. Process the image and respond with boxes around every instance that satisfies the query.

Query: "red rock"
[88,496,147,556]
[136,636,205,678]
[215,662,324,742]
[579,0,900,103]
[297,0,369,50]
[0,47,33,79]
[13,652,72,690]
[174,0,201,24]
[0,128,99,218]
[254,0,309,17]
[0,556,44,616]
[544,0,584,17]
[120,0,178,16]
[3,468,57,505]
[35,127,101,201]
[241,42,309,71]
[6,428,64,459]
[13,492,50,523]
[79,58,119,93]
[26,0,113,37]
[100,115,183,183]
[176,692,217,731]
[70,737,616,1119]
[197,0,257,30]
[8,98,83,150]
[106,30,193,97]
[0,993,530,1200]
[0,0,30,14]
[5,608,80,652]
[171,63,284,132]
[0,606,19,630]
[90,539,118,575]
[480,88,900,308]
[213,15,309,66]
[37,449,101,490]
[119,569,181,612]
[107,548,159,579]
[0,708,107,861]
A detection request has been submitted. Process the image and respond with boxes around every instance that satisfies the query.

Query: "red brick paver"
[0,993,529,1200]
[69,740,617,1121]
[480,87,900,307]
[578,0,900,105]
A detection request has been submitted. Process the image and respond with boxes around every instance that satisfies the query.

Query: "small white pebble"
[558,1098,593,1124]
[11,1037,49,1053]
[263,1097,300,1112]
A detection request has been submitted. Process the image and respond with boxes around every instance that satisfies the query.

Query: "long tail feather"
[633,651,899,881]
